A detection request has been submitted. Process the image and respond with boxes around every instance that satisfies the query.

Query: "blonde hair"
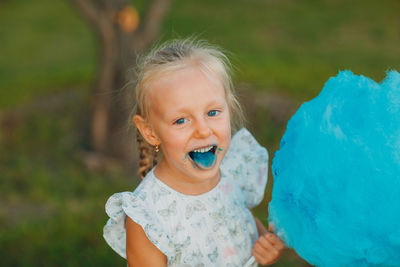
[129,38,245,177]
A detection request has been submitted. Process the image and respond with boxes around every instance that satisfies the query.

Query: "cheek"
[214,113,231,135]
[211,117,231,147]
[160,134,187,156]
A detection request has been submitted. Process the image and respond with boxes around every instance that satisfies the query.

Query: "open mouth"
[188,145,218,169]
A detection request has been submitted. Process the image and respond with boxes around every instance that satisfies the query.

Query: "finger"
[264,232,285,251]
[255,236,281,262]
[256,235,277,253]
[252,248,274,266]
[252,249,263,264]
[268,223,276,233]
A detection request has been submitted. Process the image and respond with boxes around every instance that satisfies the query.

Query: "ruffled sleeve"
[103,181,173,259]
[220,128,269,209]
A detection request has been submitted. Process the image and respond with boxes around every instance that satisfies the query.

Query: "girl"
[104,39,285,266]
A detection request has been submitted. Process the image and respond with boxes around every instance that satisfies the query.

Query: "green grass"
[1,0,400,265]
[2,0,400,107]
[0,0,96,108]
[0,101,134,266]
[163,0,400,100]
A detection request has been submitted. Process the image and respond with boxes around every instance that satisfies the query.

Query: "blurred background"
[1,0,400,265]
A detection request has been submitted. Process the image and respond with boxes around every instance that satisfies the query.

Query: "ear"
[133,115,160,146]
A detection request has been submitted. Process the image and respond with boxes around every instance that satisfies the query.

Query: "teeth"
[193,145,213,153]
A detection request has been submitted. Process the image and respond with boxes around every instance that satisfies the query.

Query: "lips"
[187,145,218,169]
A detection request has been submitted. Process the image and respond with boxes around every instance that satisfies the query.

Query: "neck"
[153,159,220,195]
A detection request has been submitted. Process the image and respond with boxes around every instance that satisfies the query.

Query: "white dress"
[103,128,268,266]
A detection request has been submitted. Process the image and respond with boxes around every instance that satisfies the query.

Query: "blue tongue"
[189,150,216,168]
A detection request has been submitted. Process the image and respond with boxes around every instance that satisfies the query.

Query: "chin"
[187,157,222,181]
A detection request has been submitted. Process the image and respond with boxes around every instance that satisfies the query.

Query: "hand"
[252,225,285,266]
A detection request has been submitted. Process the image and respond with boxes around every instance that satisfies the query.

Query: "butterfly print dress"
[104,128,268,266]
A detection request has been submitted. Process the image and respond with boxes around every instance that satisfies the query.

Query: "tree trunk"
[70,0,171,163]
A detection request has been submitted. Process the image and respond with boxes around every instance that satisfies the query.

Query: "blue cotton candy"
[268,70,400,267]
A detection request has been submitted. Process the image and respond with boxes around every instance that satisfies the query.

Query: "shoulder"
[221,128,268,176]
[105,176,155,220]
[221,128,269,208]
[103,171,177,259]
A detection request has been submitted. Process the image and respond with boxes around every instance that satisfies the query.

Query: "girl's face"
[142,66,231,194]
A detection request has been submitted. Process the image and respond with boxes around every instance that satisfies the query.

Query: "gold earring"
[155,144,159,152]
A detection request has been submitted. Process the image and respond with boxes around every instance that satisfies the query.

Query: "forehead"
[147,66,226,115]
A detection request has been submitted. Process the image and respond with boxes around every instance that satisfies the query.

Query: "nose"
[194,117,211,138]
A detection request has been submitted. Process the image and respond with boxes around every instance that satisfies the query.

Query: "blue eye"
[175,118,186,125]
[208,110,219,117]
